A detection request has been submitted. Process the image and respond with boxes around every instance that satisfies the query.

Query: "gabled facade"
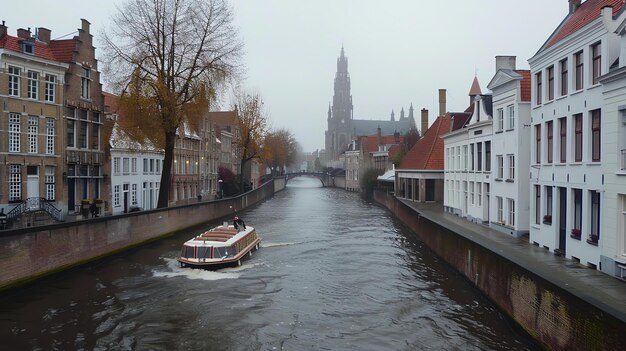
[528,0,626,268]
[170,123,201,204]
[487,57,532,237]
[443,78,493,224]
[345,140,361,192]
[0,22,69,224]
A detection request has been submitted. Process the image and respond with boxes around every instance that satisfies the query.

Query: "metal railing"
[5,197,64,222]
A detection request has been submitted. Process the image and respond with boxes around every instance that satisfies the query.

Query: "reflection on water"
[0,177,539,350]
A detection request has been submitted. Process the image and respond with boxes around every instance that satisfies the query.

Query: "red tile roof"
[399,115,452,170]
[363,134,404,154]
[545,0,625,49]
[516,70,531,102]
[388,144,401,159]
[209,111,238,127]
[469,76,482,96]
[0,34,63,61]
[49,39,76,62]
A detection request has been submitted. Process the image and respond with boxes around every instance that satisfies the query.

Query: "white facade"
[443,94,493,225]
[345,146,360,192]
[487,63,532,237]
[528,7,626,268]
[597,18,626,278]
[109,125,163,215]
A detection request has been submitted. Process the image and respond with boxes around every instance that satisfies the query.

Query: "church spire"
[400,107,405,120]
[391,109,395,121]
[409,103,414,118]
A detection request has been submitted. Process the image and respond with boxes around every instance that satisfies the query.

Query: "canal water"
[0,177,540,350]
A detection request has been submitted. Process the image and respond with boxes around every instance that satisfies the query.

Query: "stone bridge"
[285,171,343,187]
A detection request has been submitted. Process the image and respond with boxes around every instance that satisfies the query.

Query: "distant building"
[324,46,415,162]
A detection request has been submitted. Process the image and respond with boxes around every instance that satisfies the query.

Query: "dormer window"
[22,41,35,55]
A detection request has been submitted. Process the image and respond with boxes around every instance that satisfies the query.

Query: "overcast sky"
[3,0,567,151]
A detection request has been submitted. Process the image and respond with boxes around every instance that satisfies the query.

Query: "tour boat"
[177,222,260,268]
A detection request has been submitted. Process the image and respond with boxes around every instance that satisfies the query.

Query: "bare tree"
[102,0,242,208]
[233,91,269,193]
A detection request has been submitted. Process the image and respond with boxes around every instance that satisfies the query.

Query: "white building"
[443,78,493,225]
[598,16,626,279]
[487,56,532,237]
[110,124,163,215]
[528,0,626,268]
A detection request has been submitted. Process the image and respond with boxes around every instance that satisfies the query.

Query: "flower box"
[542,215,552,224]
[570,228,581,239]
[587,234,599,245]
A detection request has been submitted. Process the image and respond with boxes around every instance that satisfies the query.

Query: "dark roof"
[399,115,452,170]
[450,112,472,131]
[544,0,625,50]
[352,119,414,137]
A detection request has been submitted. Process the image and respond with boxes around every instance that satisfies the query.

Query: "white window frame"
[45,166,55,200]
[45,74,56,102]
[9,113,21,153]
[28,116,38,154]
[508,198,515,227]
[27,70,38,99]
[114,185,120,206]
[113,157,120,175]
[508,154,515,180]
[46,118,55,155]
[507,105,515,130]
[81,67,91,99]
[9,165,21,201]
[8,66,20,96]
[497,108,504,131]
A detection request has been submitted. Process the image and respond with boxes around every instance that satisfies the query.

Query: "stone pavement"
[398,199,626,323]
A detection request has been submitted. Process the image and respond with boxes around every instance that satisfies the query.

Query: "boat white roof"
[184,225,254,247]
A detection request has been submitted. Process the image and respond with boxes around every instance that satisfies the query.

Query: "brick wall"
[0,179,278,290]
[374,191,626,351]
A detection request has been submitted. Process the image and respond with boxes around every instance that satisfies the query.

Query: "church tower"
[325,46,354,161]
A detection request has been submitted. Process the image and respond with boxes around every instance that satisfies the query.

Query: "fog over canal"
[0,177,539,350]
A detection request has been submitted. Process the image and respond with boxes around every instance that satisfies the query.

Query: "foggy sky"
[3,0,566,151]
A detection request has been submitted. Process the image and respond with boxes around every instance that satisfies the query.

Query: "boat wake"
[262,242,298,248]
[153,257,245,280]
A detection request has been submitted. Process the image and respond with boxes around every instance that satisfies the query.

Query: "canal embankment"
[374,190,626,351]
[0,177,286,291]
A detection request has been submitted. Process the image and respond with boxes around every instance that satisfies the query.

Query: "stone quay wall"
[0,178,285,291]
[374,191,626,351]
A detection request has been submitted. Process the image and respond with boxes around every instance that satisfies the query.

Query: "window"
[46,118,54,155]
[507,105,515,130]
[477,183,482,206]
[67,119,75,148]
[22,42,34,54]
[546,186,553,217]
[143,159,148,174]
[508,154,515,180]
[113,157,120,175]
[536,71,542,104]
[45,166,55,200]
[573,188,582,230]
[123,157,130,174]
[28,116,38,153]
[470,182,474,205]
[79,121,88,149]
[92,124,100,149]
[132,158,137,174]
[497,108,504,131]
[546,121,553,164]
[27,71,38,99]
[592,42,601,85]
[114,185,120,206]
[591,110,601,162]
[456,146,460,170]
[477,142,482,171]
[575,51,583,90]
[497,155,504,179]
[590,191,600,239]
[9,113,20,153]
[574,114,582,162]
[131,184,138,205]
[508,198,515,227]
[8,66,20,96]
[81,67,91,99]
[44,74,56,102]
[9,165,21,201]
[150,159,155,173]
[547,66,554,101]
[535,185,541,225]
[535,124,541,164]
[485,141,491,171]
[559,117,567,163]
[497,196,504,223]
[156,159,161,173]
[470,144,474,171]
[560,58,568,96]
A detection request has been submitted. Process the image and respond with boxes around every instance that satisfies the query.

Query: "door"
[123,183,129,213]
[68,178,75,213]
[26,166,39,209]
[558,187,567,255]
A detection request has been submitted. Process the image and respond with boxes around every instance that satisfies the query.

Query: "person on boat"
[233,216,246,231]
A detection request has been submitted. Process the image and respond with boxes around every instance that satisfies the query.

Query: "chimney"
[17,27,31,39]
[569,0,582,14]
[421,108,429,136]
[0,21,7,38]
[495,56,516,71]
[377,126,382,146]
[36,27,51,44]
[81,19,91,34]
[438,89,446,117]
